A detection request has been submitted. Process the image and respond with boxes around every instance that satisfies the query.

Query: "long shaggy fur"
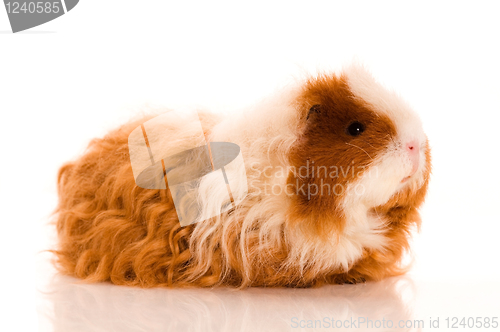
[53,66,431,288]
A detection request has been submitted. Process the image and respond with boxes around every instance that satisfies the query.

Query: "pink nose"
[406,141,420,176]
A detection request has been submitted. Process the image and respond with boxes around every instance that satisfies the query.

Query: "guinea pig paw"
[344,277,367,285]
[335,274,367,285]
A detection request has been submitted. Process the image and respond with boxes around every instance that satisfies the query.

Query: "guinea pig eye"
[346,121,365,136]
[306,104,321,120]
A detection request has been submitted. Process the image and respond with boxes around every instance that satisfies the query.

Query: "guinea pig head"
[285,66,431,258]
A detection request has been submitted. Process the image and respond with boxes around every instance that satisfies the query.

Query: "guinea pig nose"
[406,141,420,176]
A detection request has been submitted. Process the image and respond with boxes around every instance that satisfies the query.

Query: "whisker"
[360,139,376,150]
[345,142,374,161]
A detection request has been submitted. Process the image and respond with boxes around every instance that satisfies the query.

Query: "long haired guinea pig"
[53,65,431,288]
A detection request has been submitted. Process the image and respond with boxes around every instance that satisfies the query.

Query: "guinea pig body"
[54,65,431,288]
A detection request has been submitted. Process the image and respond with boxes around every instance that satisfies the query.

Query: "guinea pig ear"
[306,104,321,120]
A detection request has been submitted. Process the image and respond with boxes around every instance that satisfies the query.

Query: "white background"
[1,1,499,331]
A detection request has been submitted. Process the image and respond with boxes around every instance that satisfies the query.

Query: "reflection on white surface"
[36,254,500,332]
[37,267,419,332]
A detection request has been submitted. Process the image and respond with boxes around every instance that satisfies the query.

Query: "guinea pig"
[53,64,431,288]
